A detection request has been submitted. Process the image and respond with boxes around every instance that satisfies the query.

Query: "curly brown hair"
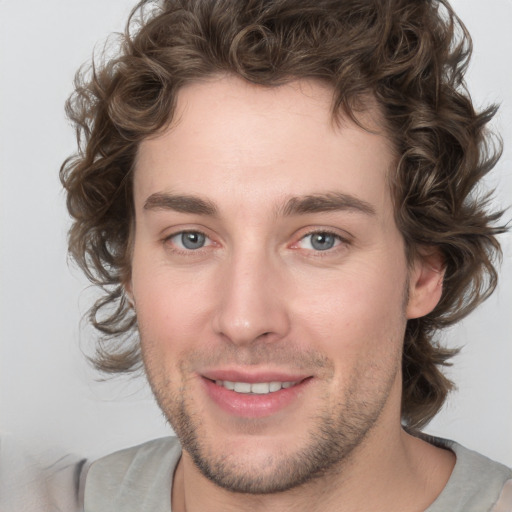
[61,0,507,428]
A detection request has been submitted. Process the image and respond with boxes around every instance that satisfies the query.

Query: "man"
[60,0,511,510]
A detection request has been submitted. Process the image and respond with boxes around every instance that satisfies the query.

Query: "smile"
[203,375,312,417]
[214,380,298,394]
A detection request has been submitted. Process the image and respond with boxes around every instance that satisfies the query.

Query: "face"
[130,76,433,494]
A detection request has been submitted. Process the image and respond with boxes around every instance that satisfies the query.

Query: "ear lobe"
[406,248,445,320]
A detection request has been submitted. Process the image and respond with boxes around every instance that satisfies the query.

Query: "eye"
[297,231,342,251]
[168,231,210,250]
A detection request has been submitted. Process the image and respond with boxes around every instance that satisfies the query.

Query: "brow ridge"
[143,192,218,216]
[143,191,376,218]
[281,192,376,216]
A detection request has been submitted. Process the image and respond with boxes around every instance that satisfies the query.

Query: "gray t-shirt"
[0,435,88,512]
[84,436,512,512]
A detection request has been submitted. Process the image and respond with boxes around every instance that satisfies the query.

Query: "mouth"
[201,372,312,418]
[212,380,299,395]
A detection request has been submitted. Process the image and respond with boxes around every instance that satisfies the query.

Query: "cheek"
[305,266,407,401]
[294,260,408,357]
[131,255,216,353]
[133,271,210,394]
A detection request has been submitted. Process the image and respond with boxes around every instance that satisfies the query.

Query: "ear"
[406,247,445,320]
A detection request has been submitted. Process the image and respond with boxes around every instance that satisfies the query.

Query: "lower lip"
[202,378,311,418]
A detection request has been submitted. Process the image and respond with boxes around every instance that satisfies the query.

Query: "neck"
[171,422,455,512]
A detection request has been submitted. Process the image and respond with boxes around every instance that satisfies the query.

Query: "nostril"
[256,332,273,341]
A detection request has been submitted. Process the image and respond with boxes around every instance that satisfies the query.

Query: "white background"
[1,0,511,465]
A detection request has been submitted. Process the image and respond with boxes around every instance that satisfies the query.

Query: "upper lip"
[200,368,311,384]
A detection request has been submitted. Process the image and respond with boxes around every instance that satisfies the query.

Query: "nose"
[212,248,291,346]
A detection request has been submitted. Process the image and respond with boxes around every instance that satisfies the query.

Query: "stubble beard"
[144,347,400,495]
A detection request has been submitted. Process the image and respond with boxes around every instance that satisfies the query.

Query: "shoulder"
[448,440,512,479]
[84,437,181,512]
[0,435,87,512]
[88,437,181,477]
[426,437,512,512]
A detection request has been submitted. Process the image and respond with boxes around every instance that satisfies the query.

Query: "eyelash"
[294,229,349,255]
[164,230,213,256]
[163,228,350,257]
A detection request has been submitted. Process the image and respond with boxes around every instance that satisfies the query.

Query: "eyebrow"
[142,191,376,218]
[143,192,218,216]
[281,192,376,217]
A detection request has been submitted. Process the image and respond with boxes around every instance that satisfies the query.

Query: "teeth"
[251,382,271,394]
[214,380,297,394]
[269,382,282,392]
[223,381,235,391]
[234,382,251,393]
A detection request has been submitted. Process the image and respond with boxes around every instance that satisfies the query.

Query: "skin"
[129,75,454,512]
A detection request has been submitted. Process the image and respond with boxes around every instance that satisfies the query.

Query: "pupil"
[182,232,205,249]
[311,233,335,251]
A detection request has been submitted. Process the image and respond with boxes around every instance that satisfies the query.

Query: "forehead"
[134,76,395,215]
